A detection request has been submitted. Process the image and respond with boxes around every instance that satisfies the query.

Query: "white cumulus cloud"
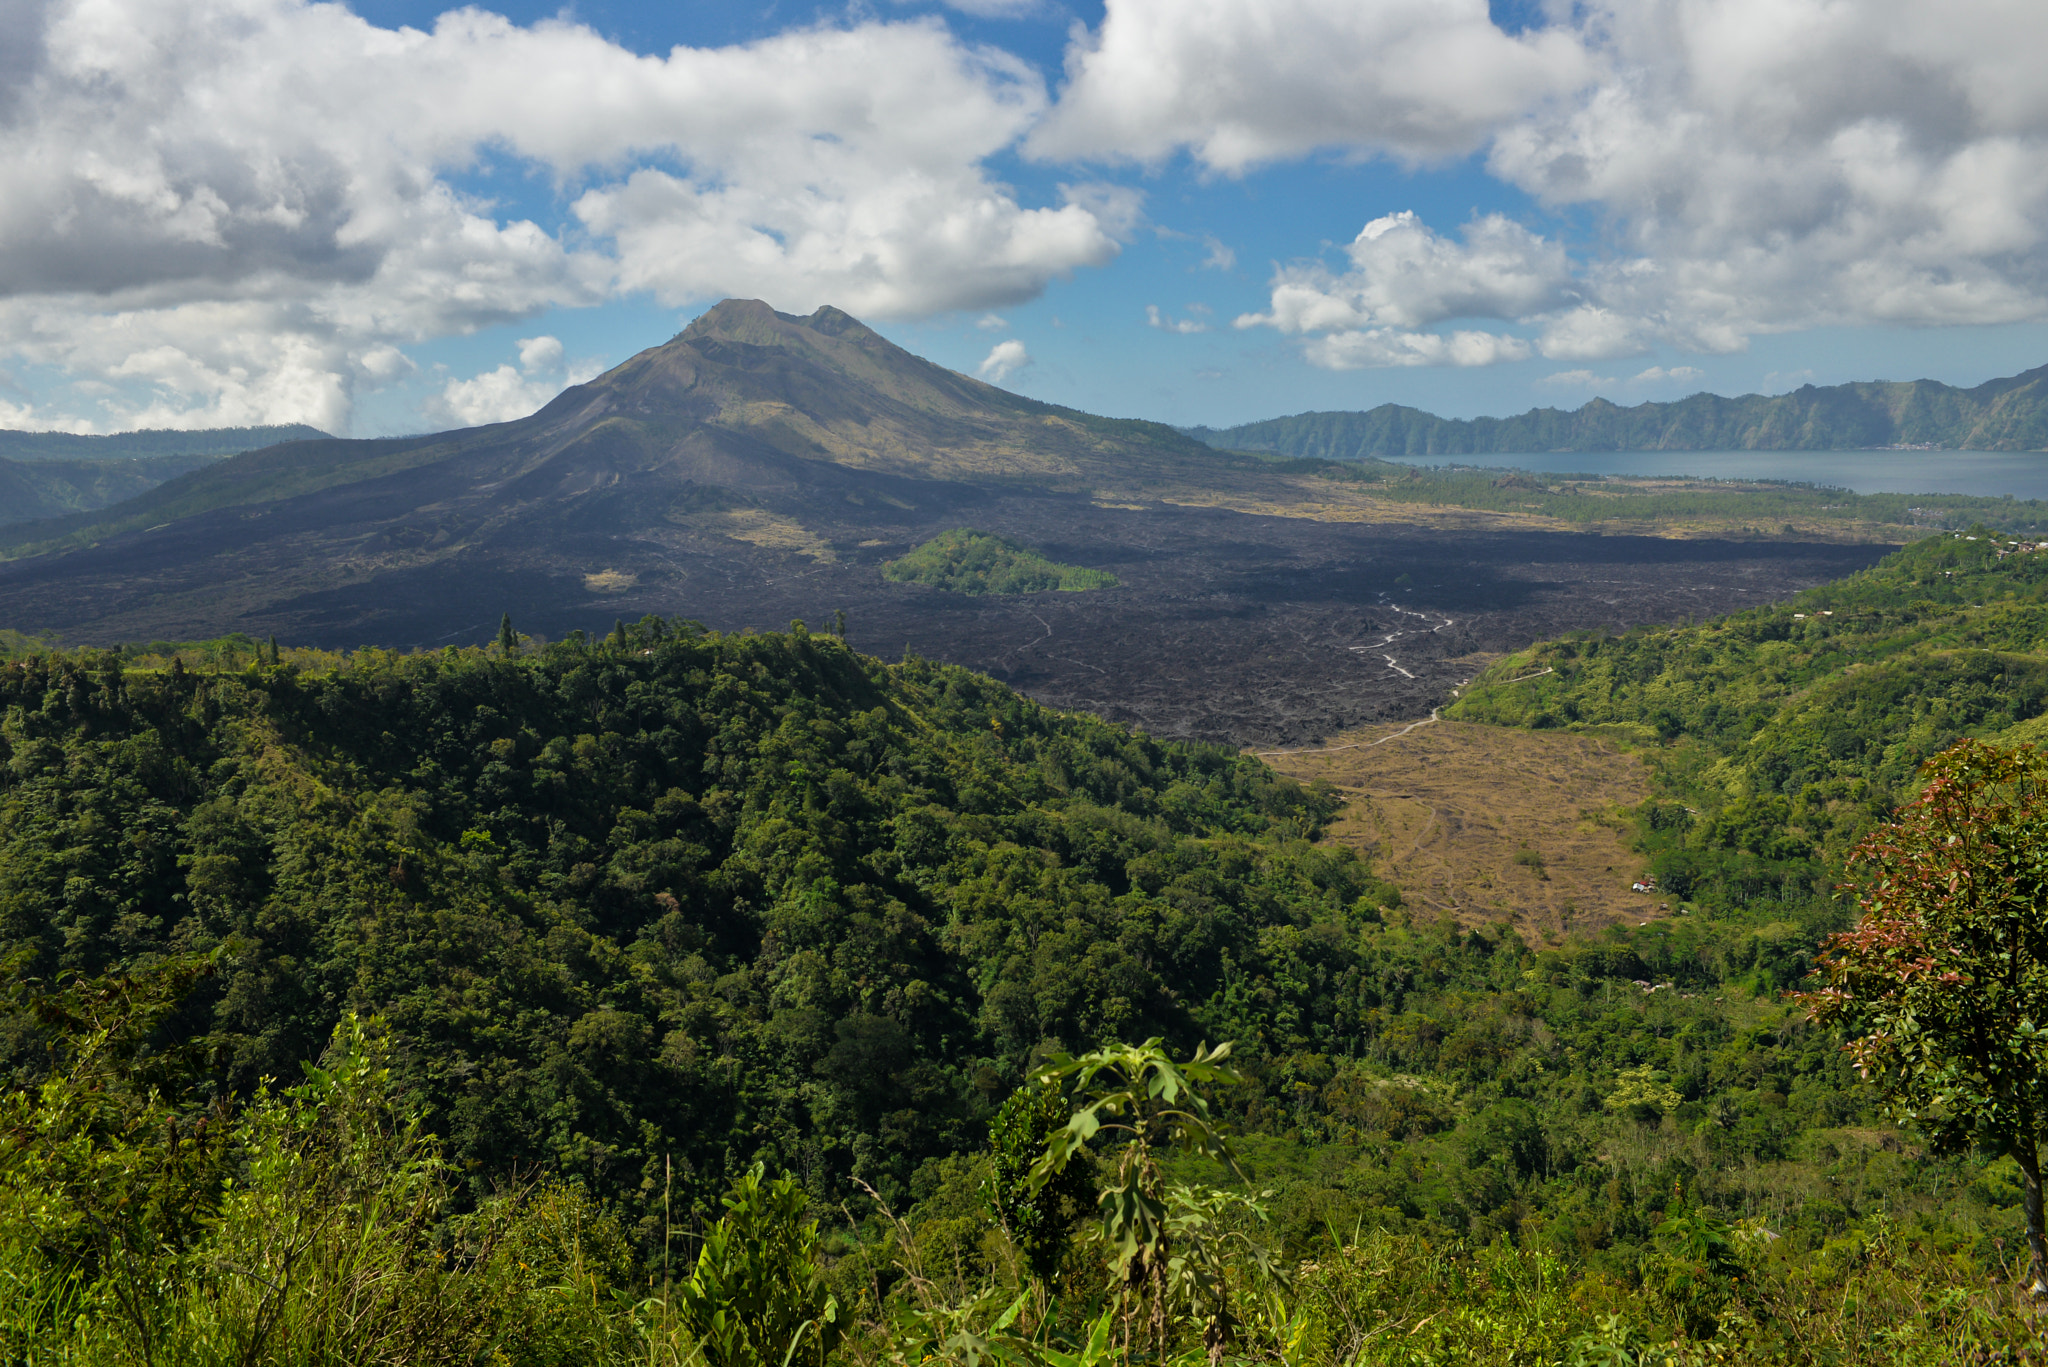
[1632,365,1704,385]
[1113,0,2048,368]
[1236,212,1566,369]
[1029,0,1592,171]
[1538,369,1617,389]
[427,336,605,429]
[1488,0,2048,353]
[1304,329,1531,370]
[1146,305,1210,334]
[1239,212,1570,334]
[0,2,1127,431]
[977,338,1032,383]
[15,0,2048,422]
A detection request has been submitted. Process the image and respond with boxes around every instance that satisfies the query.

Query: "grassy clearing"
[1264,719,1660,937]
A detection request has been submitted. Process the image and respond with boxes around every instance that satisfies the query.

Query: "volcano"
[0,300,1245,647]
[0,301,1887,745]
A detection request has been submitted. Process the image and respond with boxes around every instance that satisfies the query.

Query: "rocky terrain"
[0,301,1887,744]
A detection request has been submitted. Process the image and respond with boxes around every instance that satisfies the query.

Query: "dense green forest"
[1255,454,2048,536]
[4,599,2045,1360]
[882,529,1118,595]
[1190,364,2048,455]
[0,619,1368,1230]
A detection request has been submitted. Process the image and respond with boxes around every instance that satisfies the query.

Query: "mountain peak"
[0,298,1232,635]
[677,299,879,349]
[678,297,785,338]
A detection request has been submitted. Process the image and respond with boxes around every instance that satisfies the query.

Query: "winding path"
[1255,707,1442,759]
[1347,595,1457,682]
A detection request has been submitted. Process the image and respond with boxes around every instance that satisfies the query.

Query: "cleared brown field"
[1262,719,1667,939]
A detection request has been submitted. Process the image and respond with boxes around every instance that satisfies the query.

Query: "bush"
[677,1163,842,1367]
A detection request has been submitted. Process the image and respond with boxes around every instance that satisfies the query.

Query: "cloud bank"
[1234,212,1564,367]
[1218,0,2048,367]
[0,1,1121,431]
[6,0,2048,422]
[1028,0,1592,170]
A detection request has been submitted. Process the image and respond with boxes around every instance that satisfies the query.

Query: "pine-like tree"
[497,613,516,657]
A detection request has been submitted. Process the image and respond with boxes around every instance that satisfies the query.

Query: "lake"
[1375,449,2048,500]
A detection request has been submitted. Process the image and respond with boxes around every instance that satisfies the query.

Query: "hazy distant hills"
[0,454,239,526]
[0,424,327,462]
[1189,364,2048,457]
[0,425,330,525]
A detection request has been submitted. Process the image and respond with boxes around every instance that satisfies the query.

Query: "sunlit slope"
[580,300,1216,482]
[0,452,237,526]
[0,424,327,461]
[0,425,331,527]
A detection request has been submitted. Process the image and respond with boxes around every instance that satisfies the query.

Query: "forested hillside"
[0,452,231,525]
[0,426,326,525]
[0,620,1377,1226]
[3,613,2040,1359]
[1450,528,2048,909]
[1191,363,2048,455]
[0,424,326,462]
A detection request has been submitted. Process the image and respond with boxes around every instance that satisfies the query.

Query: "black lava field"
[480,496,1884,747]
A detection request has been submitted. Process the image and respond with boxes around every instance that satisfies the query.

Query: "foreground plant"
[1028,1039,1281,1361]
[676,1163,842,1367]
[1800,739,2048,1293]
[984,1080,1095,1289]
[0,960,627,1366]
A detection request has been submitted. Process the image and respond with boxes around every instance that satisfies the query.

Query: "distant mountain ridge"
[0,424,328,462]
[1188,364,2048,457]
[0,426,331,524]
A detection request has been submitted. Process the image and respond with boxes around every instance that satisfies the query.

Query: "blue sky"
[4,0,2046,436]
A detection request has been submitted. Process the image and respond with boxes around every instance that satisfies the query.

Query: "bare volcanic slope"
[0,300,1889,744]
[0,299,1217,555]
[0,299,1240,635]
